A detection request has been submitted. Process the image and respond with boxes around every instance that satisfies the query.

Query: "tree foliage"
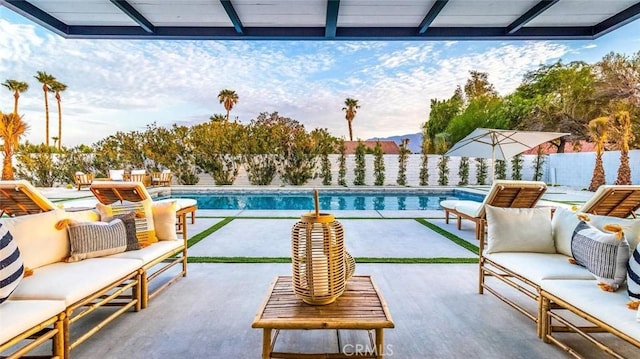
[373,141,385,186]
[353,141,366,185]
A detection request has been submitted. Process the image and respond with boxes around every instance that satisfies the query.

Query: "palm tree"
[49,80,67,150]
[2,80,29,115]
[34,71,57,147]
[342,98,360,141]
[610,110,634,185]
[587,117,609,191]
[218,89,238,121]
[0,111,29,180]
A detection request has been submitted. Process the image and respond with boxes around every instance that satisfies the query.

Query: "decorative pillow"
[66,219,127,262]
[103,211,140,251]
[588,215,640,253]
[485,205,555,254]
[551,206,581,257]
[96,199,157,247]
[571,221,629,291]
[2,210,68,270]
[0,224,24,304]
[108,169,125,181]
[152,201,178,241]
[628,245,640,309]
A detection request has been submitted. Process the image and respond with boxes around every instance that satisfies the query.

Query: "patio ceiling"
[2,0,640,40]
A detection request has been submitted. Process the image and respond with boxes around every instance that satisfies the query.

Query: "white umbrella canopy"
[444,128,570,180]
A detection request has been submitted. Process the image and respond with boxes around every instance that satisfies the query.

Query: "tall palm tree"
[218,89,238,121]
[49,80,67,150]
[34,71,57,147]
[0,111,29,180]
[611,110,633,185]
[1,79,29,115]
[587,117,609,191]
[342,98,360,141]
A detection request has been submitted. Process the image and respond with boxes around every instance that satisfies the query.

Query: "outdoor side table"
[252,275,394,359]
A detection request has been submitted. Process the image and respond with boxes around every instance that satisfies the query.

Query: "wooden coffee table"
[252,275,394,358]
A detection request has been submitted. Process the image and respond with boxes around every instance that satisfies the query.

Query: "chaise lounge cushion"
[106,240,183,265]
[9,258,142,306]
[1,210,68,270]
[485,206,555,254]
[66,219,128,262]
[541,279,640,341]
[486,252,595,284]
[0,300,65,344]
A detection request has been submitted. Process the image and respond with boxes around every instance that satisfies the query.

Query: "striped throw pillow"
[96,199,157,247]
[0,224,24,304]
[67,219,127,262]
[571,221,629,291]
[628,246,640,305]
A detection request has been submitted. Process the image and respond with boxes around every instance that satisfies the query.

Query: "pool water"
[161,190,483,211]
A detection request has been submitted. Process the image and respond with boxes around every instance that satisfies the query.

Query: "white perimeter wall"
[195,150,639,188]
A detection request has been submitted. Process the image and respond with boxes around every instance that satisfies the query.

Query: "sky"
[1,7,640,147]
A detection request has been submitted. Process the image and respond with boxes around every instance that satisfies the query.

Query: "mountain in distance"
[368,132,422,153]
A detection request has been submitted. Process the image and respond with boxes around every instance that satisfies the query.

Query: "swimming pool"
[159,189,484,211]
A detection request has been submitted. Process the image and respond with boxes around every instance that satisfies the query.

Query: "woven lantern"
[291,190,346,305]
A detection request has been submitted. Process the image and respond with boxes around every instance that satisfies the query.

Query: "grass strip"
[187,217,234,248]
[415,218,479,254]
[187,256,477,264]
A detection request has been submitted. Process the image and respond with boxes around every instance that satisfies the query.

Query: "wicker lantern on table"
[291,190,346,305]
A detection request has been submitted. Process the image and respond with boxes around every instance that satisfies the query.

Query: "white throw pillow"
[552,206,581,257]
[152,201,178,241]
[485,205,555,254]
[588,215,640,253]
[109,169,125,181]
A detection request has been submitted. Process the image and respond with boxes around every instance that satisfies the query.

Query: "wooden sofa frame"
[0,313,64,359]
[541,290,640,359]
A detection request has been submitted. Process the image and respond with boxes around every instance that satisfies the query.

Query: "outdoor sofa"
[479,204,640,357]
[0,198,187,358]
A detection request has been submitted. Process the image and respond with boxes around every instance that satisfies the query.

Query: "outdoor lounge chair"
[73,172,94,191]
[0,180,58,217]
[440,180,547,240]
[90,181,197,240]
[579,184,640,218]
[151,170,172,187]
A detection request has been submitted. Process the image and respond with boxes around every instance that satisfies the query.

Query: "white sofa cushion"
[486,252,595,284]
[571,221,629,291]
[108,169,125,181]
[106,240,183,264]
[1,210,68,270]
[0,224,23,304]
[541,279,640,341]
[10,258,142,306]
[0,299,65,344]
[485,206,555,254]
[155,198,197,211]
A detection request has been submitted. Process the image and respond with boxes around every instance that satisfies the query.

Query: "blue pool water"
[161,190,484,211]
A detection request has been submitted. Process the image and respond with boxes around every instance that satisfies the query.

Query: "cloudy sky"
[1,8,640,147]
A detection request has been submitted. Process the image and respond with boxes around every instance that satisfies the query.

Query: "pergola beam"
[220,0,244,35]
[110,0,155,34]
[3,0,69,36]
[506,0,559,34]
[325,0,340,38]
[593,1,640,37]
[418,0,448,34]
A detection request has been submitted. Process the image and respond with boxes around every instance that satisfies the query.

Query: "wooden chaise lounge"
[579,184,640,218]
[440,180,548,240]
[0,180,58,217]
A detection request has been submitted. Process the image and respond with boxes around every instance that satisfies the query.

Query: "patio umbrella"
[444,128,570,180]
